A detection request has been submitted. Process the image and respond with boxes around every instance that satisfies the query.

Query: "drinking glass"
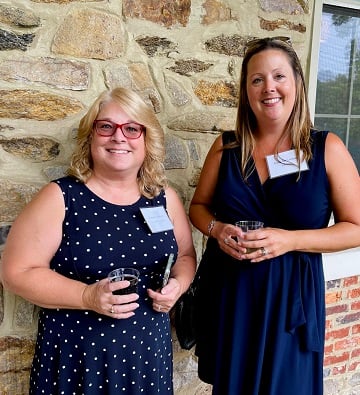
[235,220,264,253]
[108,268,140,295]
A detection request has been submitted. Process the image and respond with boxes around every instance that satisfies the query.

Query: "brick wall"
[324,276,360,393]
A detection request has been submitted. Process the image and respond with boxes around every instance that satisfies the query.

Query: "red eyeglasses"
[93,120,145,139]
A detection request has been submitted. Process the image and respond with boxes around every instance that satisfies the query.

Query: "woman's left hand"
[237,227,293,262]
[147,277,182,313]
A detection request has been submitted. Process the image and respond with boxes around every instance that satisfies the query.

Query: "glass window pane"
[315,77,349,114]
[314,117,347,141]
[352,46,360,114]
[314,4,359,174]
[315,6,359,116]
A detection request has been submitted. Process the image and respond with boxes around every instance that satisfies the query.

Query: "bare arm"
[189,135,223,236]
[165,187,197,292]
[147,186,197,311]
[1,182,88,308]
[1,182,139,318]
[188,132,360,263]
[248,132,360,262]
[189,135,243,247]
[291,132,360,253]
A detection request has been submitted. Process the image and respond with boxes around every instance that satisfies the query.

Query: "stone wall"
[1,1,358,394]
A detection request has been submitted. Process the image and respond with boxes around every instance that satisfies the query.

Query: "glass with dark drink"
[108,268,140,295]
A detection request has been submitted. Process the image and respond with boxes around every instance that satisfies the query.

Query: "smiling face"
[246,48,296,131]
[90,100,146,178]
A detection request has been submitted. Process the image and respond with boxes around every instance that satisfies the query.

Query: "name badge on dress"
[265,149,309,179]
[140,206,174,233]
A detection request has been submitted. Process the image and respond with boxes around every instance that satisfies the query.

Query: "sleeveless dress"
[195,130,331,395]
[29,176,178,395]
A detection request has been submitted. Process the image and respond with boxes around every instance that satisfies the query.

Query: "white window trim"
[308,0,360,281]
[323,248,360,281]
[308,0,360,120]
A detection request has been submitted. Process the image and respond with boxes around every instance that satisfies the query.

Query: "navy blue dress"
[30,176,177,395]
[195,130,331,395]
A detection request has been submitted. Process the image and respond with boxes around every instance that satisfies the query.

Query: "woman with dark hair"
[189,37,360,394]
[2,87,196,394]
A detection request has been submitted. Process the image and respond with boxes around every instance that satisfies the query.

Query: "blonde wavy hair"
[67,87,167,198]
[234,37,314,181]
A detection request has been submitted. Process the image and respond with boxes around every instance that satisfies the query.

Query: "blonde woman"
[2,87,196,394]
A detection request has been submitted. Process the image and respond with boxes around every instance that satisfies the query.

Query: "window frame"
[308,0,360,281]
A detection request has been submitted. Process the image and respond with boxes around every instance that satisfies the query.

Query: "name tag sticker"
[266,149,309,179]
[140,206,174,233]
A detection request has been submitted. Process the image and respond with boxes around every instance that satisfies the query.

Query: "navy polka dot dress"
[29,176,177,395]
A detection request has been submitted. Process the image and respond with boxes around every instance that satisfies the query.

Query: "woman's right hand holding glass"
[81,278,139,319]
[212,221,246,259]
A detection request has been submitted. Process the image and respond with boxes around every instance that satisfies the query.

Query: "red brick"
[332,365,347,375]
[349,361,360,371]
[351,348,360,358]
[324,352,349,366]
[326,291,342,304]
[343,276,358,287]
[348,288,360,299]
[324,344,334,354]
[326,304,348,316]
[325,327,350,341]
[352,324,360,334]
[334,336,360,351]
[325,319,333,329]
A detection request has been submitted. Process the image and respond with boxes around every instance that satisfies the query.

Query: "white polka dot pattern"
[29,177,177,394]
